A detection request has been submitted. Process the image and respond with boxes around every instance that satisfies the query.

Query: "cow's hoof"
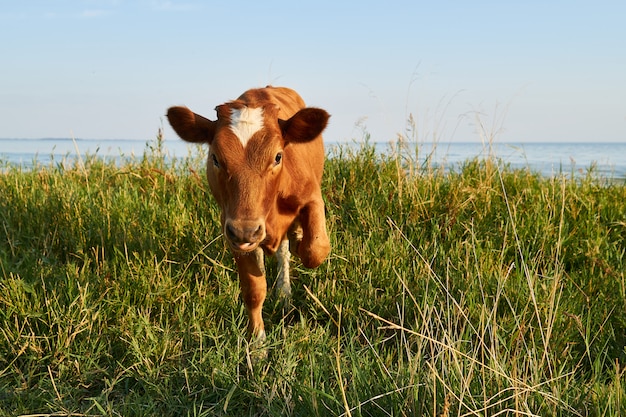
[245,330,268,370]
[275,280,292,305]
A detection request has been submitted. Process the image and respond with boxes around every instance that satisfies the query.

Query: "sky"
[1,0,625,144]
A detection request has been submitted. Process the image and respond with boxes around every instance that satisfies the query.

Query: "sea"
[1,138,625,181]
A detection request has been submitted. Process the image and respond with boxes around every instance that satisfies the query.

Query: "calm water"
[1,138,625,180]
[369,141,626,180]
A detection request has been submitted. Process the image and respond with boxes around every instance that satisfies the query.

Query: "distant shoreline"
[1,137,625,144]
[1,139,625,180]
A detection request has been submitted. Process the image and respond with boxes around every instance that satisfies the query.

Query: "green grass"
[1,136,625,416]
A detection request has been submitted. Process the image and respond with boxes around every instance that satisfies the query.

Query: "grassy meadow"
[0,135,625,416]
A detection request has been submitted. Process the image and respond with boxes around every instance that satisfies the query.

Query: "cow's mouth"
[233,241,259,252]
[223,219,266,253]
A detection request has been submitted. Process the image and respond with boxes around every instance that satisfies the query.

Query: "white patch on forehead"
[229,106,264,147]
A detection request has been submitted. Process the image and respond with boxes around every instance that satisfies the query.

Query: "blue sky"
[1,0,625,143]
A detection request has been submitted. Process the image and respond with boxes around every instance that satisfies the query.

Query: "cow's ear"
[167,106,216,144]
[280,107,330,143]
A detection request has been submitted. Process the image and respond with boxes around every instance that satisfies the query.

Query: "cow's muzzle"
[224,219,266,252]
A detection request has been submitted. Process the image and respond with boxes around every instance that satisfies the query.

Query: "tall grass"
[0,134,625,416]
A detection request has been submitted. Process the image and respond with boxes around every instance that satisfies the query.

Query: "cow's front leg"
[275,239,292,303]
[294,197,330,268]
[234,247,267,342]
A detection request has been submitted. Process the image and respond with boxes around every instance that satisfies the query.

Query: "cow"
[167,86,331,344]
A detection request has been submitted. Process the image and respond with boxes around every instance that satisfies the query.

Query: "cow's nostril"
[225,223,239,242]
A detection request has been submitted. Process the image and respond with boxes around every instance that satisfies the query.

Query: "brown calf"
[167,86,330,342]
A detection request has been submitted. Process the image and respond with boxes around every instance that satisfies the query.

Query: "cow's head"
[167,101,329,253]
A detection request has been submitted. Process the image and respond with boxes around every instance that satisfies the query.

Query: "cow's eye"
[211,153,220,168]
[274,152,283,166]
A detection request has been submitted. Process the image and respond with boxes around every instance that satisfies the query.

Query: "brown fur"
[167,86,331,339]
